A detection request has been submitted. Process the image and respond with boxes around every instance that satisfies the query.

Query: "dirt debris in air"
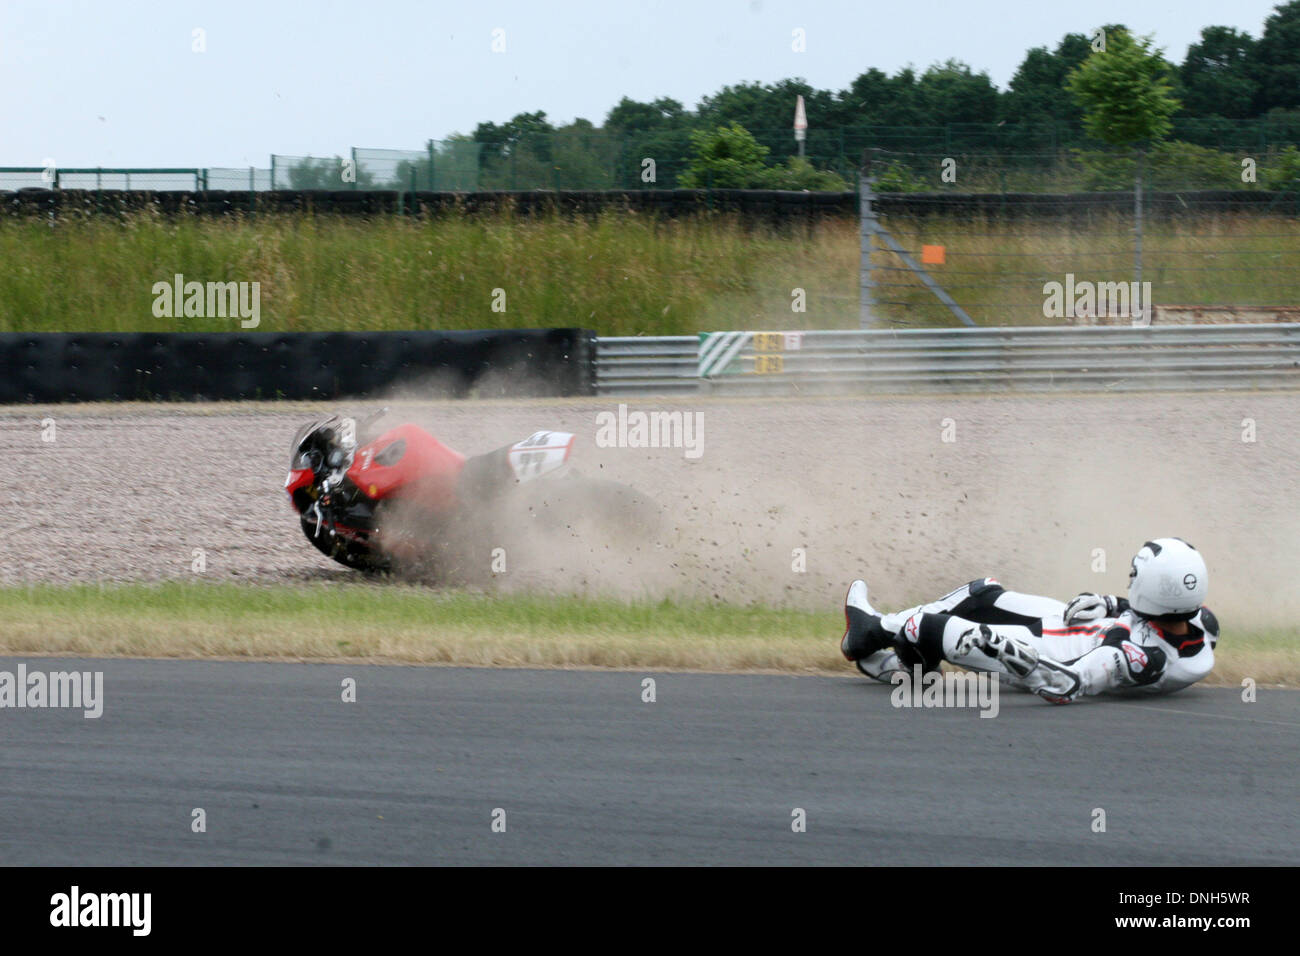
[2,393,1297,632]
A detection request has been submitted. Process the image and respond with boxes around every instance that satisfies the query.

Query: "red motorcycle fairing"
[346,423,467,512]
[285,467,314,499]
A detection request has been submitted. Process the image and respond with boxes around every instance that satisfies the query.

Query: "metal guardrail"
[595,324,1300,394]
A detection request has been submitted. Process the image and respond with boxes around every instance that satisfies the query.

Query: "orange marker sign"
[921,245,946,265]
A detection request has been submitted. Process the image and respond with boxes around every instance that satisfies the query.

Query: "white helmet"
[1128,538,1207,619]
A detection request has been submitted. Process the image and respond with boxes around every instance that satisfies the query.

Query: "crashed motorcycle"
[285,409,658,577]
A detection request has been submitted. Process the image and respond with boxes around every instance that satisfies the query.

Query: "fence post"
[859,149,879,330]
[271,155,277,190]
[428,140,436,190]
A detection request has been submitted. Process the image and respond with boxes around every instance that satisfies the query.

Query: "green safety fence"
[5,118,1300,195]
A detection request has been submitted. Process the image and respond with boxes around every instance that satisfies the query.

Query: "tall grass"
[0,210,859,336]
[1,209,1295,334]
[879,212,1300,327]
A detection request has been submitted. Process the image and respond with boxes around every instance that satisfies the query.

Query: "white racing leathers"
[883,578,1217,698]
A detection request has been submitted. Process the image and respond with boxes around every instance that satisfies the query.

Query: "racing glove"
[1063,593,1128,625]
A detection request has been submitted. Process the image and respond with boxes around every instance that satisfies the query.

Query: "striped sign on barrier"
[697,331,752,378]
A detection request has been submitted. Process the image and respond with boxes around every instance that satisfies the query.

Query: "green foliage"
[677,124,848,190]
[1254,0,1300,113]
[1148,140,1246,187]
[1072,140,1243,190]
[1002,33,1092,128]
[758,157,850,191]
[678,123,771,188]
[872,162,928,192]
[284,156,375,189]
[697,79,838,136]
[1068,138,1300,192]
[605,96,688,132]
[916,60,1001,125]
[1067,30,1181,146]
[1180,27,1259,118]
[426,12,1300,189]
[1262,144,1300,189]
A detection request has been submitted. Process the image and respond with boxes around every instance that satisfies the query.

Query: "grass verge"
[0,582,1293,684]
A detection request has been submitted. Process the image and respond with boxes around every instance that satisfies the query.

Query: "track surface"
[2,658,1296,866]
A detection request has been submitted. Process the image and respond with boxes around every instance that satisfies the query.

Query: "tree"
[604,97,696,187]
[284,156,375,189]
[916,59,1000,127]
[473,111,555,163]
[550,118,618,189]
[604,97,689,132]
[839,67,925,128]
[1002,33,1093,128]
[470,112,560,188]
[678,123,770,188]
[695,78,840,162]
[1253,0,1300,113]
[1067,30,1180,146]
[1180,26,1259,118]
[1067,30,1181,289]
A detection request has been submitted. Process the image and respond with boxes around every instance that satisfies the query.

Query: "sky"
[1,0,1286,168]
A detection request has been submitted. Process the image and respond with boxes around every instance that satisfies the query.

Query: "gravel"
[4,393,1297,627]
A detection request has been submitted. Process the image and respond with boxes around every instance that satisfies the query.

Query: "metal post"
[859,148,972,329]
[271,155,277,190]
[428,140,436,191]
[859,150,878,330]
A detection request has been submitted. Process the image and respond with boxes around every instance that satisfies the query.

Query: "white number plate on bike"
[507,431,575,482]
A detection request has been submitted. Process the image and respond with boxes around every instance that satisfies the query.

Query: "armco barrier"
[0,329,595,403]
[595,325,1300,395]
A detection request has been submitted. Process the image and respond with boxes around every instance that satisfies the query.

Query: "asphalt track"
[2,658,1296,866]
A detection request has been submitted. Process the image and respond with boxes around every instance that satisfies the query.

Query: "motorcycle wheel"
[299,517,390,572]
